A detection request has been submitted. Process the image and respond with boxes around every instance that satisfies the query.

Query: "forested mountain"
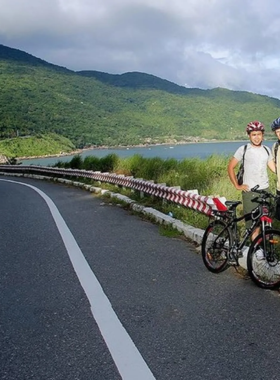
[0,43,280,157]
[76,70,203,95]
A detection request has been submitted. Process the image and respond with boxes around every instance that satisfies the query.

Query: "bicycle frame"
[212,211,257,258]
[212,194,273,261]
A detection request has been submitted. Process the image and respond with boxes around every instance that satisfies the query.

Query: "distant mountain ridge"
[0,43,279,158]
[77,69,280,104]
[76,70,205,95]
[0,43,70,72]
[1,43,273,100]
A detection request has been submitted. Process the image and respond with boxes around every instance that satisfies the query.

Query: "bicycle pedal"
[228,261,239,266]
[228,256,239,266]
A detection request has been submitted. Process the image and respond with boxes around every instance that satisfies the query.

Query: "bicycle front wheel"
[201,220,232,273]
[247,229,280,289]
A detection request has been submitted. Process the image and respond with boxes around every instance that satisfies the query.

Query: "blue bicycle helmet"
[271,117,280,131]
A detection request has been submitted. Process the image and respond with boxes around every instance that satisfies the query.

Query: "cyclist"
[271,117,280,220]
[228,121,276,242]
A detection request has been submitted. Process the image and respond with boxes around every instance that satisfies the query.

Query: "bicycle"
[201,185,280,289]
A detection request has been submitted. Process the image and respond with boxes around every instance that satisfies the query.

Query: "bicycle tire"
[247,228,280,289]
[201,220,232,273]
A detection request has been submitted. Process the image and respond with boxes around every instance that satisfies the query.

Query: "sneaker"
[255,248,265,260]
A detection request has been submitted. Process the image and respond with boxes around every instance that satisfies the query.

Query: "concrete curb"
[0,172,248,269]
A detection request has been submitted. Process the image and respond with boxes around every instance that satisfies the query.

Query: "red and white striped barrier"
[0,165,227,216]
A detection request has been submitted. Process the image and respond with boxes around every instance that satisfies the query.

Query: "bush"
[68,154,83,169]
[83,156,101,171]
[99,153,120,172]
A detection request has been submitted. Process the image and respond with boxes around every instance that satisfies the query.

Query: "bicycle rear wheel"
[201,220,232,273]
[247,229,280,289]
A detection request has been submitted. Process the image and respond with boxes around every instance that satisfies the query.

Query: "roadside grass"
[158,224,184,239]
[54,153,280,231]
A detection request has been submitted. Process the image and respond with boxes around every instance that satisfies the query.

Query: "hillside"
[76,70,204,95]
[0,43,280,157]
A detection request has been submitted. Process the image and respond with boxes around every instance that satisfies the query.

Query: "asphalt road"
[1,176,280,380]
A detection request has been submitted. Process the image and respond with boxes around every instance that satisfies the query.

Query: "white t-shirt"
[234,143,272,190]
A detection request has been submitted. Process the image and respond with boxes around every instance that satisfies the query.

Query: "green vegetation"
[1,43,280,158]
[0,133,75,157]
[158,224,183,238]
[54,153,280,231]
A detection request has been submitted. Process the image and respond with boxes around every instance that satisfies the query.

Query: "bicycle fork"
[259,215,273,250]
[258,216,279,265]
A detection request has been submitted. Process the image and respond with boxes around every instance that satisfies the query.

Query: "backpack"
[236,145,247,185]
[236,144,269,185]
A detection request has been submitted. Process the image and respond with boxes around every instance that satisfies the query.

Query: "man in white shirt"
[228,120,275,241]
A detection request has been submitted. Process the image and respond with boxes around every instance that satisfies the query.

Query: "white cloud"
[1,0,280,98]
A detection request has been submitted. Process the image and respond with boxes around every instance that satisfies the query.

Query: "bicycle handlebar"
[251,185,262,193]
[249,185,279,208]
[251,185,276,199]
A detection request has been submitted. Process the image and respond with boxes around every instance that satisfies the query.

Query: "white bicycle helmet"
[246,120,265,134]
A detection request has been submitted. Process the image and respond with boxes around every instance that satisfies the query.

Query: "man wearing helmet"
[228,121,275,241]
[271,117,280,219]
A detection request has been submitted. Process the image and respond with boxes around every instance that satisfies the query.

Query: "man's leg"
[242,190,261,241]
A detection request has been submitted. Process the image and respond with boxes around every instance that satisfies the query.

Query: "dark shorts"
[242,189,269,228]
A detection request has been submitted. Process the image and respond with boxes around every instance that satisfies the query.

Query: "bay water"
[20,140,276,166]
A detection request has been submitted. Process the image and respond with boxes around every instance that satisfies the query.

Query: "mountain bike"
[201,186,280,289]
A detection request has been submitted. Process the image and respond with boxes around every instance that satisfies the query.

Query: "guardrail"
[0,165,227,215]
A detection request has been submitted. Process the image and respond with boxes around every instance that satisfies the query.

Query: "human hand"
[236,183,250,192]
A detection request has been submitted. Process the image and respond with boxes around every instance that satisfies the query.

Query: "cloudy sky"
[1,0,280,99]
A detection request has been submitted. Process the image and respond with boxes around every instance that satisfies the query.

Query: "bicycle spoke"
[247,230,280,289]
[201,220,231,273]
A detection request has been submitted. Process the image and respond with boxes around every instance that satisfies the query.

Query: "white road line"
[1,179,156,380]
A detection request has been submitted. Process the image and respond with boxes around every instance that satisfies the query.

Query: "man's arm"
[268,159,276,173]
[227,156,249,191]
